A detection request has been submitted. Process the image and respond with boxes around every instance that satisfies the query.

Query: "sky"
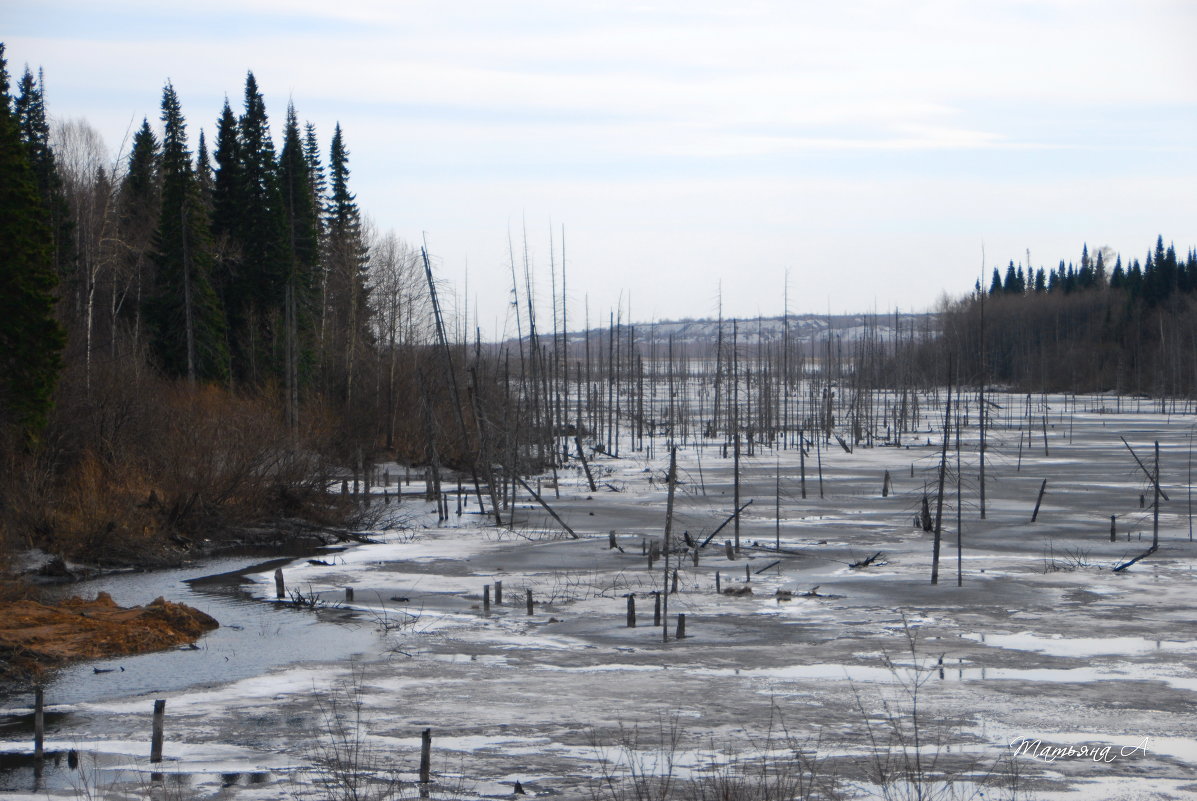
[5,0,1197,338]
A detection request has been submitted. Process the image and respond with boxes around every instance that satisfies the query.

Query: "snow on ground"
[3,391,1197,799]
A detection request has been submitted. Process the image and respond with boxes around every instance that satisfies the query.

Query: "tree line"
[0,45,442,564]
[880,238,1197,396]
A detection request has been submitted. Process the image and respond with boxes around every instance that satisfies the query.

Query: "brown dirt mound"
[0,592,219,678]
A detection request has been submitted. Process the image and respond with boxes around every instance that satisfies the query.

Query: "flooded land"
[3,392,1196,800]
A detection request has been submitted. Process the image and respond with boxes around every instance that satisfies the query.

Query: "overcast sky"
[6,0,1197,338]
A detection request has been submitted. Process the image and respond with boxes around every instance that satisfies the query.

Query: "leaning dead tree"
[1115,438,1165,571]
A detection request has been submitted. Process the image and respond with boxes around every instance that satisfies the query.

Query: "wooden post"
[676,614,686,639]
[150,699,166,763]
[715,571,721,593]
[1110,514,1117,542]
[745,564,751,582]
[653,592,661,626]
[882,470,891,497]
[609,530,617,549]
[671,570,678,594]
[626,595,636,627]
[691,549,699,566]
[33,687,44,761]
[345,587,354,603]
[274,569,285,600]
[483,585,490,613]
[1031,479,1047,522]
[526,589,533,615]
[495,580,503,605]
[724,540,735,560]
[419,727,432,784]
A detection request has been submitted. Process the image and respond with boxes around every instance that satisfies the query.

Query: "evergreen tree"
[988,267,1002,295]
[278,103,321,426]
[302,121,326,223]
[1109,255,1125,289]
[195,128,214,207]
[145,82,228,381]
[280,104,320,298]
[210,99,243,339]
[234,73,289,383]
[1002,261,1019,294]
[322,122,371,406]
[1126,258,1143,296]
[115,119,161,340]
[13,65,73,280]
[0,44,66,439]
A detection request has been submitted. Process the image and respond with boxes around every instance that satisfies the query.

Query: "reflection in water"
[0,550,376,793]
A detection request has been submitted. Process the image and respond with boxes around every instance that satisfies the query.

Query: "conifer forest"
[3,37,1197,801]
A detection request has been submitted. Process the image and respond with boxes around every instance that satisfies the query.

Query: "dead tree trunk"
[931,367,953,585]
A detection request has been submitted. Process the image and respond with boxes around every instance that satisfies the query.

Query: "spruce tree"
[323,122,370,406]
[115,119,161,342]
[13,65,73,280]
[210,99,243,344]
[302,121,326,221]
[1110,255,1124,289]
[195,128,214,207]
[234,72,289,383]
[1002,261,1019,294]
[145,82,228,382]
[988,267,1002,295]
[0,44,66,440]
[278,103,320,426]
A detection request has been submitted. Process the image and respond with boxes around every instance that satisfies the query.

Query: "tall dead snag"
[955,386,963,587]
[662,446,677,643]
[1121,436,1171,505]
[422,246,490,519]
[931,368,953,585]
[1112,438,1165,571]
[732,320,741,551]
[1153,440,1160,550]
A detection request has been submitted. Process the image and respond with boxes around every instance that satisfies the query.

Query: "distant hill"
[536,312,939,354]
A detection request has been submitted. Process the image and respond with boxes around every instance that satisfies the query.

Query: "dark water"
[0,547,384,790]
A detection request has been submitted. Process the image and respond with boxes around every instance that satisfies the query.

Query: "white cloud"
[7,0,1196,327]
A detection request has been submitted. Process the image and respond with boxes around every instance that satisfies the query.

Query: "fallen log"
[514,476,580,539]
[849,551,885,569]
[699,500,754,548]
[1113,545,1158,572]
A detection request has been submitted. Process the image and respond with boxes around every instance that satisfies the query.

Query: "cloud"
[6,0,1196,326]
